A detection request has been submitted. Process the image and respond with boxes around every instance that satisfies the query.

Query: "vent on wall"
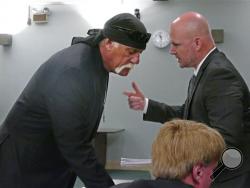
[211,29,224,43]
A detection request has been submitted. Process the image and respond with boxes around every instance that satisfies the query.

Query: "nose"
[130,53,140,64]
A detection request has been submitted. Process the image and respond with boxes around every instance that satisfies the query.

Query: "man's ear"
[103,38,113,50]
[192,163,205,183]
[193,37,202,51]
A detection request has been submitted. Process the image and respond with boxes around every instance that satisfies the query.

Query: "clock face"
[152,30,170,48]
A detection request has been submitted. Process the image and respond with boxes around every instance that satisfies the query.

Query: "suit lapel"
[183,48,219,119]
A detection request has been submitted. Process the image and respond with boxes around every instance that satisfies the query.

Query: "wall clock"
[152,30,170,48]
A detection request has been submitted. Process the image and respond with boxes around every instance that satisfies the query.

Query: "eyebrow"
[171,42,181,46]
[127,48,142,54]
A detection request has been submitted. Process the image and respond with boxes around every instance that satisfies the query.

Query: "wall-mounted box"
[33,13,48,23]
[211,29,224,43]
[0,34,12,46]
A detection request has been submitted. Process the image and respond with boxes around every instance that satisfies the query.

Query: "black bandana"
[72,13,151,50]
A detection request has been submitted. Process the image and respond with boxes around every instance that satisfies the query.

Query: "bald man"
[124,12,250,188]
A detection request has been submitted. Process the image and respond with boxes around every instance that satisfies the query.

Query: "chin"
[179,63,186,68]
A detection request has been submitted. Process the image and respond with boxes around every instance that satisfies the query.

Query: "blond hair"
[152,119,225,179]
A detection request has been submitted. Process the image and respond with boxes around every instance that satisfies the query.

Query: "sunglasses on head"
[111,25,151,44]
[87,29,101,35]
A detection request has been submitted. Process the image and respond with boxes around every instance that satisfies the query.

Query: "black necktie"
[188,75,196,100]
[184,75,196,119]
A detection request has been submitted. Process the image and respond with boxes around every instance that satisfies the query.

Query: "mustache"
[114,63,135,74]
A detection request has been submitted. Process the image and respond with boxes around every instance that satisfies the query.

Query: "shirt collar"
[194,47,216,76]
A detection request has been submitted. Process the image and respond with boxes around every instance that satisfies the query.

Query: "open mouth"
[114,63,134,74]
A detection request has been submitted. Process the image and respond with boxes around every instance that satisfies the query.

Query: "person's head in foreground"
[152,119,225,188]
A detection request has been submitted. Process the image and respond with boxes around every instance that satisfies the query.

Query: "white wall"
[1,0,250,161]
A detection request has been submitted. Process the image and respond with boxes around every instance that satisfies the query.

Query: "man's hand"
[123,82,145,111]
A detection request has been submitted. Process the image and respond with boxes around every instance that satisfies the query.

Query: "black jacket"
[0,43,114,188]
[143,49,250,182]
[111,178,193,188]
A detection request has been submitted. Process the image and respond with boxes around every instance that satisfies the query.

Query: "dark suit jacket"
[111,178,193,188]
[143,49,250,182]
[0,43,114,188]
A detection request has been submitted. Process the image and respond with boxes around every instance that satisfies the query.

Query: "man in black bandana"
[0,13,150,188]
